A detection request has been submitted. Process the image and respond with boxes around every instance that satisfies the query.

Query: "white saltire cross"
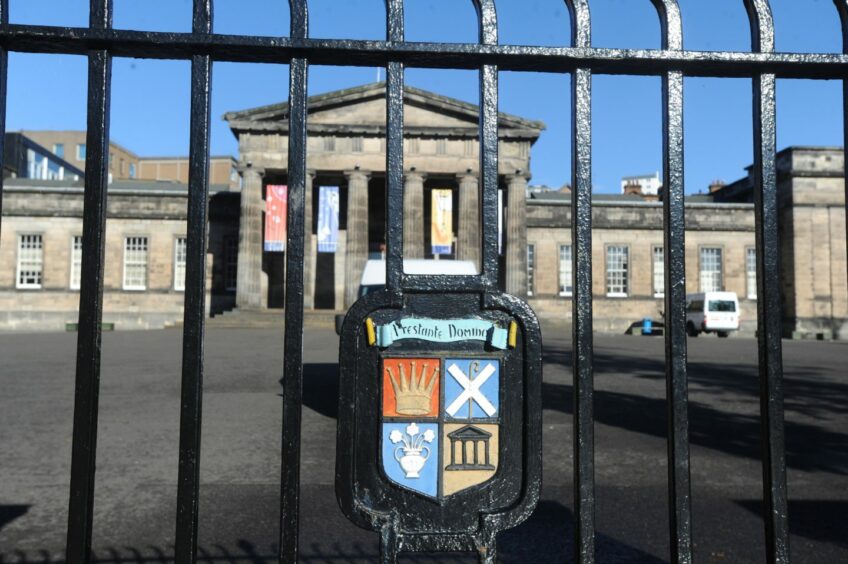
[445,362,497,417]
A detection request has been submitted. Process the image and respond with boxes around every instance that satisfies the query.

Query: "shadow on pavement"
[0,505,30,533]
[542,348,848,475]
[735,499,848,549]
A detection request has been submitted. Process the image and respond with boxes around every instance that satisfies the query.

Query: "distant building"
[137,155,240,191]
[0,92,844,339]
[18,130,239,189]
[621,172,662,196]
[3,132,84,181]
[20,130,139,181]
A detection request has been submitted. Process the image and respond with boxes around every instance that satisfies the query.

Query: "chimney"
[623,181,642,196]
[709,179,726,193]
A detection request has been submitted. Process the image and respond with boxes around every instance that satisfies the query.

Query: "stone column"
[236,166,265,309]
[505,172,529,297]
[344,169,370,308]
[303,170,316,310]
[457,171,480,267]
[403,170,426,259]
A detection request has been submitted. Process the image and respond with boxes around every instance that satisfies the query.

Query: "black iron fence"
[1,0,847,563]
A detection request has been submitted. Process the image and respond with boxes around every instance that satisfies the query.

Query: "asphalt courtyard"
[1,324,846,563]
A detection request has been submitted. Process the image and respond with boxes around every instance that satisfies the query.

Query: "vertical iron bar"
[384,0,404,295]
[280,1,308,562]
[836,0,848,292]
[66,1,113,562]
[651,1,693,562]
[744,1,790,562]
[474,1,499,288]
[174,2,213,562]
[0,0,8,233]
[565,2,594,562]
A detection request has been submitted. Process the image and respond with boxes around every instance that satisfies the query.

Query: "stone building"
[223,82,543,310]
[0,177,238,331]
[0,84,844,338]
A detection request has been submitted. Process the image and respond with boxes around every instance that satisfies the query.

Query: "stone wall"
[0,187,193,331]
[526,200,758,334]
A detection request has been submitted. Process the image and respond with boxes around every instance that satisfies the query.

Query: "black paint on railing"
[0,0,816,562]
[174,2,213,562]
[650,1,693,563]
[280,1,309,561]
[66,1,113,563]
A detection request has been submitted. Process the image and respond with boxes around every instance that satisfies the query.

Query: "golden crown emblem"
[386,361,438,416]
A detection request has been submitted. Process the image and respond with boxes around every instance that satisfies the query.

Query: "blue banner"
[317,185,340,253]
[374,318,508,350]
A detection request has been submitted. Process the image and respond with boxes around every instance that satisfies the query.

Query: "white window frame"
[606,245,629,298]
[699,247,723,293]
[16,234,44,289]
[174,236,187,291]
[558,244,572,297]
[746,247,757,300]
[527,244,535,297]
[652,245,665,298]
[122,236,149,291]
[70,235,83,290]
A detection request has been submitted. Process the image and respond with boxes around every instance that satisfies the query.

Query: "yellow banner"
[431,189,453,255]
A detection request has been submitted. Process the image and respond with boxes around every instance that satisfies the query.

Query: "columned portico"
[345,169,371,308]
[403,170,426,260]
[506,172,529,297]
[225,82,543,311]
[236,166,265,309]
[457,171,480,266]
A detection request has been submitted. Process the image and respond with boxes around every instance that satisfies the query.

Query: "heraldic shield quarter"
[381,356,501,500]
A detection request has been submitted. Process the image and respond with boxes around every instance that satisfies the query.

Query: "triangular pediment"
[224,82,544,140]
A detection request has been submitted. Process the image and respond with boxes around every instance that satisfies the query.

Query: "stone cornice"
[228,120,540,140]
[224,81,545,134]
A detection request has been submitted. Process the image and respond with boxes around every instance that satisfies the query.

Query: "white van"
[685,292,740,338]
[335,259,478,334]
[356,259,477,298]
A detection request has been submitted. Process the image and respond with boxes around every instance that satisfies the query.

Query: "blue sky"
[6,0,844,193]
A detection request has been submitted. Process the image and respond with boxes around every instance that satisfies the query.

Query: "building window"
[323,137,335,152]
[558,244,572,297]
[129,163,137,179]
[224,235,238,291]
[527,244,535,297]
[652,246,665,298]
[16,234,44,289]
[746,247,757,300]
[54,143,65,158]
[174,237,187,291]
[351,137,363,152]
[123,236,148,291]
[436,138,447,155]
[70,236,83,290]
[76,144,86,161]
[606,246,629,297]
[699,247,723,292]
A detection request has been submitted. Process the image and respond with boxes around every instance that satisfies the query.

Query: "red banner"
[265,184,287,252]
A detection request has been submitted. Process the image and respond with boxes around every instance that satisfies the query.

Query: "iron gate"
[1,0,847,562]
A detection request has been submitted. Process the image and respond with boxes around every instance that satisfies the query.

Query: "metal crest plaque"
[336,290,542,562]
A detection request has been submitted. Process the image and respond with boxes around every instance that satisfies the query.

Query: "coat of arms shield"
[381,356,501,500]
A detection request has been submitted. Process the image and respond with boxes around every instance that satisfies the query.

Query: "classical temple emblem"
[381,357,500,499]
